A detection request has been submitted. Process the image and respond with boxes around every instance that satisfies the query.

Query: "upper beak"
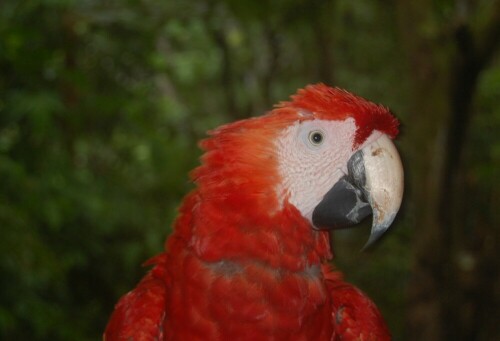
[312,134,404,249]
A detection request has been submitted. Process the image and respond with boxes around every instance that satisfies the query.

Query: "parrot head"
[192,83,403,253]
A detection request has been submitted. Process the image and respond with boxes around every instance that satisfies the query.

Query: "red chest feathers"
[163,250,334,341]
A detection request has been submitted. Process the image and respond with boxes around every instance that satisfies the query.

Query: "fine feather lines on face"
[274,118,357,222]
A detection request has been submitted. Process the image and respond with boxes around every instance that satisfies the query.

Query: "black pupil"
[312,132,322,143]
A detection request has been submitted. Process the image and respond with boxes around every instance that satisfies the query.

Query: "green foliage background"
[0,1,498,340]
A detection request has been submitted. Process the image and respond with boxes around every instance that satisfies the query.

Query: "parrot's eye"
[308,131,324,145]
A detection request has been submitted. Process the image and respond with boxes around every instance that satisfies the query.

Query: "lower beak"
[312,135,404,248]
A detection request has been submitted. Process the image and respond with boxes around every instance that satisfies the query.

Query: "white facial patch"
[274,118,358,222]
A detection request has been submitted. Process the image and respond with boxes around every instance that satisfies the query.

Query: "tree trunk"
[396,0,500,340]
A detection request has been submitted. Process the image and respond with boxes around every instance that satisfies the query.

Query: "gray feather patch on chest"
[207,260,321,279]
[208,260,244,276]
[300,264,321,278]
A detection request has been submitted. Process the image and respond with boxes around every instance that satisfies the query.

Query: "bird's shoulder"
[322,264,391,341]
[103,254,170,341]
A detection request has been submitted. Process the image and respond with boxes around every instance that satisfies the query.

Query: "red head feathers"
[279,83,399,147]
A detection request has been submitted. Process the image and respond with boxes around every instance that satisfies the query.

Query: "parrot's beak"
[312,134,404,249]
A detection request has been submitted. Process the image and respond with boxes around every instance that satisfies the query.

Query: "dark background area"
[1,1,498,340]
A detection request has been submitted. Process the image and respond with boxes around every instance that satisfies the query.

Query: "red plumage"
[280,83,399,147]
[104,84,395,340]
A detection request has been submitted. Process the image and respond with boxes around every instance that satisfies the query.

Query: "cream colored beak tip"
[361,134,404,249]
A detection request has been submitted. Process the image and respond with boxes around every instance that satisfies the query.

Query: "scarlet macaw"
[104,84,404,341]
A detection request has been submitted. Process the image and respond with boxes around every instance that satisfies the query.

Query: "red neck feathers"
[167,108,331,272]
